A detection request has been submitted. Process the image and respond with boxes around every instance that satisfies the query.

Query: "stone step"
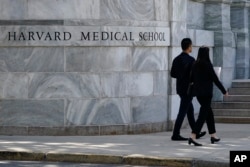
[232,80,250,88]
[213,109,250,117]
[212,102,250,109]
[215,80,250,124]
[224,95,250,102]
[229,88,250,95]
[215,116,250,124]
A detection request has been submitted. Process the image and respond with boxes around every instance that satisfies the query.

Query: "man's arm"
[171,58,178,78]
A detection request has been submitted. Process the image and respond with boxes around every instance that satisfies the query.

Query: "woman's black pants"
[192,96,216,135]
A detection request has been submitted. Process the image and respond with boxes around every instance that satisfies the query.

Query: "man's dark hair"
[181,38,192,51]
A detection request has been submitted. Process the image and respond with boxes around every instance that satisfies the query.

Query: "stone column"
[231,0,250,79]
[205,0,236,90]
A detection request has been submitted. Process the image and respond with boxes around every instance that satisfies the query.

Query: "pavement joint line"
[0,151,229,167]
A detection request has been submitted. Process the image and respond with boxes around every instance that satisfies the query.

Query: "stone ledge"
[0,151,228,167]
[0,20,64,25]
[204,0,232,5]
[0,20,169,27]
[0,122,168,136]
[231,1,250,8]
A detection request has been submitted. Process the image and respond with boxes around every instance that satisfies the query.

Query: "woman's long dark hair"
[195,47,211,68]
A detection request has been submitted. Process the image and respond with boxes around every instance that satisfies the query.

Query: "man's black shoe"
[171,135,188,141]
[197,131,206,139]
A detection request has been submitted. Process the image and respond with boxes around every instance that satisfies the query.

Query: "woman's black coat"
[191,62,227,97]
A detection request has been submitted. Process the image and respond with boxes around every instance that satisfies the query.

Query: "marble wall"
[0,0,172,135]
[0,0,245,135]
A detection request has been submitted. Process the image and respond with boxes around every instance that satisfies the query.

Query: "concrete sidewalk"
[0,124,249,167]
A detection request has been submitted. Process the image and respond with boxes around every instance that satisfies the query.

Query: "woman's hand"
[224,92,229,96]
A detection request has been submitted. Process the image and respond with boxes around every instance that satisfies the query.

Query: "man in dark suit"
[170,38,206,141]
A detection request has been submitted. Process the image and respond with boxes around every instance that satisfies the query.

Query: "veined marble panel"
[27,0,64,20]
[0,100,64,126]
[170,22,187,46]
[214,31,236,47]
[221,67,234,89]
[236,67,248,79]
[2,73,29,98]
[66,98,131,125]
[236,49,250,67]
[187,29,196,42]
[131,96,167,123]
[187,1,205,29]
[28,73,101,98]
[205,3,231,30]
[132,47,168,71]
[221,3,231,29]
[100,0,155,21]
[169,95,180,120]
[155,0,169,21]
[236,32,249,48]
[195,30,214,47]
[63,0,100,19]
[0,0,27,20]
[101,73,153,97]
[205,3,221,30]
[213,47,236,68]
[27,0,99,20]
[66,47,131,72]
[154,71,169,96]
[231,7,248,32]
[0,73,8,98]
[0,47,64,72]
[187,29,214,47]
[170,0,187,21]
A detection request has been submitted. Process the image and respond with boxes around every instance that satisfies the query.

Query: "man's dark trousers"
[172,95,196,137]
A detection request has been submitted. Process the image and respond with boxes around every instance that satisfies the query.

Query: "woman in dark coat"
[188,47,228,146]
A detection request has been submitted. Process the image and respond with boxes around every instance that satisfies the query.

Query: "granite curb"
[0,151,228,167]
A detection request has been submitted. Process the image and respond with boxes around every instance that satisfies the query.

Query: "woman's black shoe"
[188,138,202,146]
[211,137,220,144]
[196,131,207,139]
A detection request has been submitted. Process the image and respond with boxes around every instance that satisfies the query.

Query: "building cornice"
[204,0,232,4]
[190,0,206,3]
[192,0,250,7]
[231,0,250,7]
